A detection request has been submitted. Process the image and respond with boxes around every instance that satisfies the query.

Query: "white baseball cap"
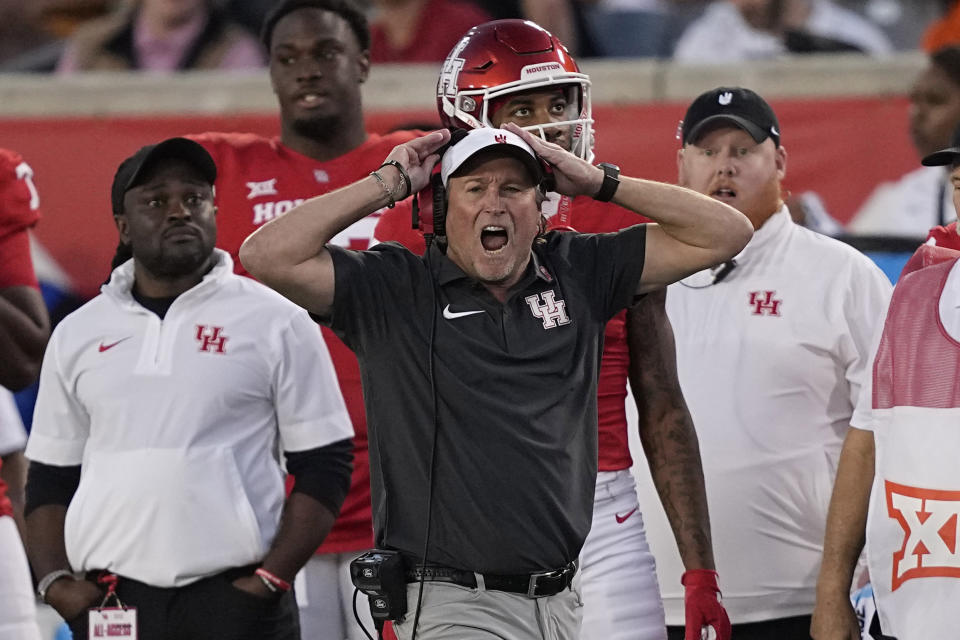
[440,127,545,187]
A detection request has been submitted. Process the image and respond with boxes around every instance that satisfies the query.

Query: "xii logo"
[196,325,228,354]
[748,291,782,316]
[885,481,960,590]
[245,178,278,200]
[525,290,570,329]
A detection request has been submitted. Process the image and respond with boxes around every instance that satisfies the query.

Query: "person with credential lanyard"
[238,124,751,639]
[23,137,354,640]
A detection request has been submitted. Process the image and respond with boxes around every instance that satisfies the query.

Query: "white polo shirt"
[635,206,892,623]
[26,250,352,588]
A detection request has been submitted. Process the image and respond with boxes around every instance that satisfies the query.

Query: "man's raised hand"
[381,129,451,197]
[502,122,603,198]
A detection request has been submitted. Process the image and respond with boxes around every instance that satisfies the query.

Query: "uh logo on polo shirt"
[26,250,352,588]
[327,126,649,575]
[441,266,570,329]
[639,203,892,623]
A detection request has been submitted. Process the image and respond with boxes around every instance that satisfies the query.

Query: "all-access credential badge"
[88,607,137,638]
[88,573,137,638]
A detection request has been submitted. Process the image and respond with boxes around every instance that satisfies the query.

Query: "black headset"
[428,128,556,240]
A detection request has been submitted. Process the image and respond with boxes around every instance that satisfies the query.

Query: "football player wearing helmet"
[436,21,593,161]
[0,148,48,640]
[374,19,730,640]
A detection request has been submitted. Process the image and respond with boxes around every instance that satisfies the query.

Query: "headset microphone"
[678,259,738,290]
[713,260,737,284]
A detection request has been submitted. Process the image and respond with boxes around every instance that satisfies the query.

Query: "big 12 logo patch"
[885,480,960,590]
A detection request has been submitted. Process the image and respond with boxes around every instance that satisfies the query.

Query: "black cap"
[681,87,781,147]
[921,125,960,167]
[111,138,217,216]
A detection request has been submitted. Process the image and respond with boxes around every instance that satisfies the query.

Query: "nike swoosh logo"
[442,305,484,320]
[98,337,132,353]
[615,507,638,524]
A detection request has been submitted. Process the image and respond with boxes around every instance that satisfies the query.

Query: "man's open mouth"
[295,91,326,108]
[481,225,508,252]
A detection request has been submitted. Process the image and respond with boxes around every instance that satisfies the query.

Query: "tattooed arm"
[628,288,715,570]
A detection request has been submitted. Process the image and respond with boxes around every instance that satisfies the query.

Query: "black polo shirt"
[325,225,647,574]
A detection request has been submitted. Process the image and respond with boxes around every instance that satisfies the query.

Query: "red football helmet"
[436,20,594,161]
[0,149,40,238]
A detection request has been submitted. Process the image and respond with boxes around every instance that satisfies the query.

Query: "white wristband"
[37,569,76,603]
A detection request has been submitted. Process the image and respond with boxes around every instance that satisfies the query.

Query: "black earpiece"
[447,127,471,148]
[429,128,467,239]
[538,161,556,194]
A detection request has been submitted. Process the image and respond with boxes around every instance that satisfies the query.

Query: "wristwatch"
[595,162,621,202]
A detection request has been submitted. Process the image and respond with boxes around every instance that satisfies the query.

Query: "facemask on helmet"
[436,20,594,162]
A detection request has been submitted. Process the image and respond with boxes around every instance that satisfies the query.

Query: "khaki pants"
[393,577,583,640]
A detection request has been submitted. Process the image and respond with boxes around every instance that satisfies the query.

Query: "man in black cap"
[811,121,960,640]
[917,123,960,252]
[23,138,355,640]
[632,86,893,639]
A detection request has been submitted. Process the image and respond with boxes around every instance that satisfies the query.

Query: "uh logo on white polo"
[195,325,228,354]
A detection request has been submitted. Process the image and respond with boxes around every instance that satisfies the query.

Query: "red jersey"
[374,193,646,471]
[189,130,418,553]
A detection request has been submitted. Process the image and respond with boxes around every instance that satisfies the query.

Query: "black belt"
[405,560,577,598]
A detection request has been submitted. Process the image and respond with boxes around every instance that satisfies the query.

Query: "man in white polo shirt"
[23,138,354,640]
[812,137,960,640]
[634,87,892,639]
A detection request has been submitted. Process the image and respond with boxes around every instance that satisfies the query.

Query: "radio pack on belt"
[350,549,408,625]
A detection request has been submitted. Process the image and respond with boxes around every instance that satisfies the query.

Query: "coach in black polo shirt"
[240,124,752,639]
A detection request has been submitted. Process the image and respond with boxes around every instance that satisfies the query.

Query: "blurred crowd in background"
[5,2,960,640]
[2,0,960,73]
